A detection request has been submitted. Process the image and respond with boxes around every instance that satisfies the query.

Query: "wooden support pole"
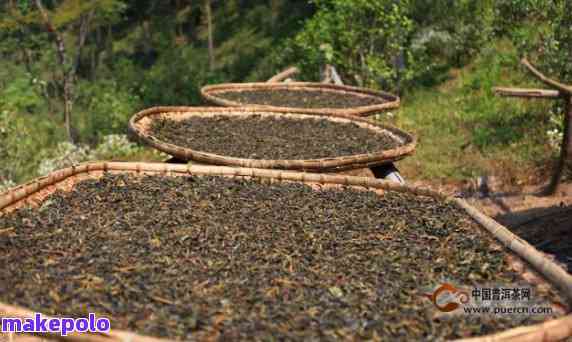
[321,64,343,85]
[544,96,572,195]
[494,58,572,195]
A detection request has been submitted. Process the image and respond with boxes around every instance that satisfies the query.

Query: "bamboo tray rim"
[128,106,416,171]
[200,82,401,117]
[1,162,572,342]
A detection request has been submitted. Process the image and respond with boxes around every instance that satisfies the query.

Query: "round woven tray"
[1,162,571,342]
[200,82,400,117]
[128,106,416,172]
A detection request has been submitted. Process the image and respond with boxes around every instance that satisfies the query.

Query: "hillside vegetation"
[0,0,571,189]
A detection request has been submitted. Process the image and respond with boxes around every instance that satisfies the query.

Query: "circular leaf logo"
[423,283,470,312]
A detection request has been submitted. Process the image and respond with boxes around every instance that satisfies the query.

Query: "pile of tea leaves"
[0,174,565,340]
[214,89,386,109]
[150,115,401,159]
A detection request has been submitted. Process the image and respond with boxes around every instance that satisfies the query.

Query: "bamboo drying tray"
[128,106,416,172]
[1,162,572,342]
[200,82,400,117]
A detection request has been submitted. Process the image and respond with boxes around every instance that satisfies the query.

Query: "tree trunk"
[91,27,102,81]
[545,96,572,195]
[34,0,75,142]
[205,0,215,71]
[106,24,114,62]
[143,20,152,55]
[175,0,183,37]
[270,0,280,30]
[34,0,93,143]
[20,41,34,74]
[63,76,74,143]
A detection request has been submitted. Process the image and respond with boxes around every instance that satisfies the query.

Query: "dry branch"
[267,66,300,83]
[521,58,572,95]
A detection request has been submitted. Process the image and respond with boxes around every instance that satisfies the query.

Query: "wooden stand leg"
[544,96,572,195]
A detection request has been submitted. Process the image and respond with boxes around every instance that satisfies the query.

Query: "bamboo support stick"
[493,87,561,99]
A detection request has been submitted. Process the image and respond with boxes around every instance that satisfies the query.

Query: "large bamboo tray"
[1,162,572,341]
[128,106,416,172]
[200,82,400,117]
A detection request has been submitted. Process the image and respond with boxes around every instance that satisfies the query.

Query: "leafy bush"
[282,0,499,90]
[283,0,414,90]
[79,79,141,142]
[0,110,15,184]
[136,47,214,107]
[0,108,58,183]
[0,63,44,114]
[37,141,91,177]
[92,134,141,158]
[36,134,147,176]
[412,0,495,63]
[494,0,570,82]
[538,1,572,83]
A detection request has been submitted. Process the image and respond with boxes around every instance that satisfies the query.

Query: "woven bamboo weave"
[128,106,416,171]
[200,82,400,117]
[1,162,571,341]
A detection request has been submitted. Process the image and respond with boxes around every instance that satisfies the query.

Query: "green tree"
[283,0,414,90]
[1,0,126,143]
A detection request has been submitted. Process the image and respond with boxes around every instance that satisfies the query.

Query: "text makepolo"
[1,313,110,336]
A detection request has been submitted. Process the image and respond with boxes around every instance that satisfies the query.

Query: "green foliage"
[282,0,501,90]
[0,74,44,114]
[492,0,570,82]
[284,0,414,89]
[539,1,572,83]
[493,0,552,32]
[456,45,550,151]
[136,47,213,106]
[492,0,571,154]
[78,79,140,141]
[407,0,496,86]
[0,110,16,185]
[0,108,62,183]
[28,0,128,28]
[411,0,495,62]
[396,40,553,181]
